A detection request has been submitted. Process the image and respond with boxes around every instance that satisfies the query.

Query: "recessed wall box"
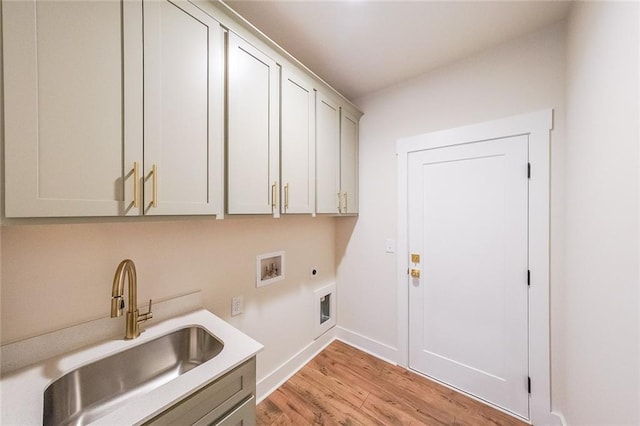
[314,283,336,339]
[257,251,285,287]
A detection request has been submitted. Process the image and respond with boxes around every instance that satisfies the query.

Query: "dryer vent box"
[314,283,336,339]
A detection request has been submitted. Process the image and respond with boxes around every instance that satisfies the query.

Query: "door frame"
[396,109,561,425]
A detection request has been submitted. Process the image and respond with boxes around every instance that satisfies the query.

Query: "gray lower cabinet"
[144,357,256,426]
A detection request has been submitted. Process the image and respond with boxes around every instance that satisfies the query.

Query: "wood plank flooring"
[257,340,528,426]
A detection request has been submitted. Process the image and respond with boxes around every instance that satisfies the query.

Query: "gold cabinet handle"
[337,192,342,213]
[271,182,277,208]
[284,183,289,210]
[343,192,348,213]
[133,161,139,208]
[151,164,158,208]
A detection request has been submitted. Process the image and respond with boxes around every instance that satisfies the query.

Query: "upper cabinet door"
[3,0,143,217]
[280,68,316,214]
[143,0,224,216]
[227,32,280,216]
[340,110,359,214]
[315,93,341,214]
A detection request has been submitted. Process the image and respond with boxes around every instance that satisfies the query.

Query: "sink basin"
[43,326,224,426]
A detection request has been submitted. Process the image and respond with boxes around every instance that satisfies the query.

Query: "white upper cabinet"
[2,0,358,219]
[280,68,316,214]
[227,32,280,216]
[3,0,224,218]
[3,0,143,217]
[142,0,224,216]
[315,93,341,214]
[340,110,359,214]
[315,92,360,215]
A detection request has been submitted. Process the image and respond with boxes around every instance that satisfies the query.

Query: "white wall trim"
[335,326,399,366]
[256,327,336,403]
[396,109,562,425]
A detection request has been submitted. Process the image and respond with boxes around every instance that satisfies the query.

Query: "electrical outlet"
[310,265,319,279]
[231,296,243,316]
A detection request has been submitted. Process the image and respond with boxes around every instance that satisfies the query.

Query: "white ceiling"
[223,0,572,100]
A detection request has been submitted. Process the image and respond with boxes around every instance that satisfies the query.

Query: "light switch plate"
[231,296,243,316]
[385,238,396,253]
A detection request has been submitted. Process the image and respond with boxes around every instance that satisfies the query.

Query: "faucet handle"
[139,299,153,321]
[145,299,153,316]
[136,299,153,335]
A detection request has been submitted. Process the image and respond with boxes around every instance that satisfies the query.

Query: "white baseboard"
[256,327,337,403]
[335,326,399,366]
[256,326,399,403]
[553,411,567,426]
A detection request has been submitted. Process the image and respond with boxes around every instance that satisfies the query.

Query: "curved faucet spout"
[110,259,152,339]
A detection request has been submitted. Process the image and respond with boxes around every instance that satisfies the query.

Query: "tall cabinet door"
[340,110,359,214]
[143,0,224,216]
[227,32,280,216]
[315,93,341,214]
[2,0,143,217]
[280,68,315,214]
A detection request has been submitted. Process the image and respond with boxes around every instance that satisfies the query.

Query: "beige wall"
[0,216,336,382]
[337,19,566,411]
[563,1,639,423]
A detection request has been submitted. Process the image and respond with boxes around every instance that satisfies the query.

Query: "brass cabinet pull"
[151,164,158,208]
[284,183,289,210]
[271,182,277,208]
[133,161,139,208]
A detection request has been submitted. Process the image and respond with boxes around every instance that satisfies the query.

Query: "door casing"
[396,109,561,425]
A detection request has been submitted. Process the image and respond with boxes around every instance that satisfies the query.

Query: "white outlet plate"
[231,296,243,316]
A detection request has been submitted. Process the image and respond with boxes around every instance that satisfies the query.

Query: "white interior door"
[408,135,530,419]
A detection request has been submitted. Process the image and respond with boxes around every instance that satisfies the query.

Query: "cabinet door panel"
[281,69,315,214]
[3,0,142,217]
[227,32,280,215]
[340,111,359,214]
[315,94,340,214]
[143,0,224,216]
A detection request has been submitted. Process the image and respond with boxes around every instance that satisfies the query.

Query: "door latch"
[410,269,420,278]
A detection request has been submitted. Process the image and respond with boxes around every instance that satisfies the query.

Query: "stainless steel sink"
[43,326,224,426]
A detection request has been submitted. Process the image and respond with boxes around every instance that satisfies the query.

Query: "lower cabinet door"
[143,358,256,426]
[197,395,255,426]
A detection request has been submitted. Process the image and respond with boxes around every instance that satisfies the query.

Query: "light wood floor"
[257,340,528,426]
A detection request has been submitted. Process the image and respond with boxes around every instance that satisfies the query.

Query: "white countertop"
[0,309,263,425]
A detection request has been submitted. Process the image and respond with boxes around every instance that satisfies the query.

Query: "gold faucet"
[110,259,153,339]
